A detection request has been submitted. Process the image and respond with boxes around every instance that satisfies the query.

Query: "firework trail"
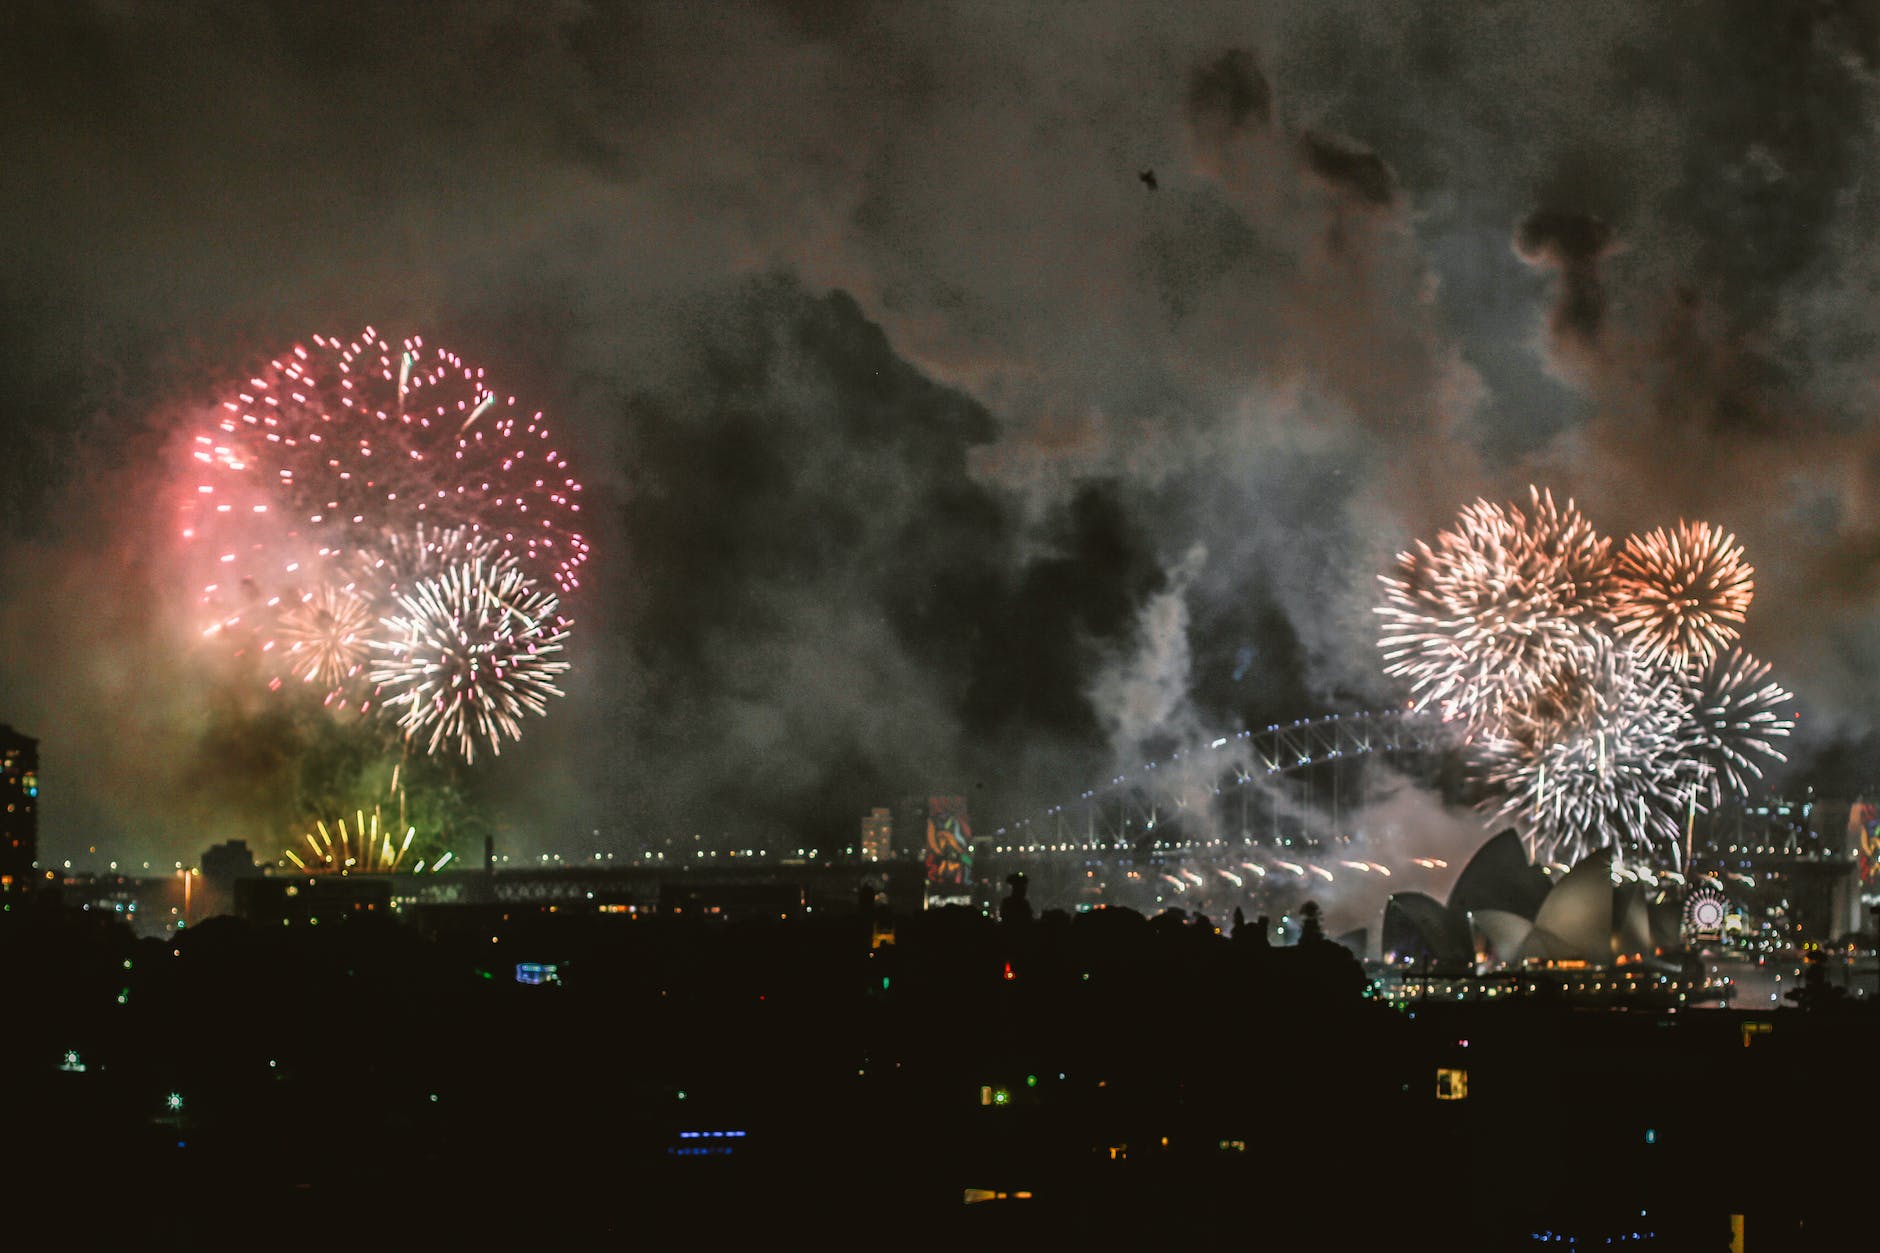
[1678,649,1794,803]
[1376,487,1614,727]
[368,556,571,764]
[1611,521,1752,669]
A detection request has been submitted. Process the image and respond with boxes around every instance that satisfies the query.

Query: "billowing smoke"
[1092,544,1209,767]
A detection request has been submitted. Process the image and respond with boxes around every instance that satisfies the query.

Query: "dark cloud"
[1299,130,1395,206]
[603,275,1165,838]
[1514,209,1614,346]
[1186,48,1273,156]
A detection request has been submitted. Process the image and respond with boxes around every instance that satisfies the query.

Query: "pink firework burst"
[180,328,588,641]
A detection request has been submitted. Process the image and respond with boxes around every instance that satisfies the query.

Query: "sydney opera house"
[1382,830,1690,976]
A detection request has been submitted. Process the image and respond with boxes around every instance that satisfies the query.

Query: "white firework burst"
[1377,486,1615,728]
[368,557,571,763]
[1679,649,1794,803]
[351,523,505,600]
[1475,638,1695,866]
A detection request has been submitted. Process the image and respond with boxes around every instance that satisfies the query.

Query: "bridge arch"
[992,709,1451,850]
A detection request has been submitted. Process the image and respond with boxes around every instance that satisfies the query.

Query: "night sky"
[6,1,1880,865]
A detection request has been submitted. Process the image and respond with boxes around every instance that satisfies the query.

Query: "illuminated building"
[861,807,893,862]
[924,795,972,907]
[0,723,37,889]
[1383,832,1686,972]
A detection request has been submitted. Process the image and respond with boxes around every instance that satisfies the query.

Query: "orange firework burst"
[1611,521,1753,668]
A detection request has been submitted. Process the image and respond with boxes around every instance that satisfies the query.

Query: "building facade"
[860,807,893,862]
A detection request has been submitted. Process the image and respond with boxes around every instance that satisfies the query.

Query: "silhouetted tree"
[1000,873,1033,925]
[1149,907,1188,935]
[1298,900,1326,946]
[1786,949,1846,1011]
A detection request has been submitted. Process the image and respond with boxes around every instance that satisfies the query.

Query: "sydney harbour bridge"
[359,706,1852,949]
[990,709,1452,853]
[380,710,1465,926]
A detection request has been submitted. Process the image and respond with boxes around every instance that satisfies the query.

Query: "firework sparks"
[1679,649,1794,802]
[274,583,377,700]
[351,522,505,601]
[369,556,571,763]
[1474,638,1693,865]
[181,329,588,597]
[1611,522,1753,668]
[181,330,589,765]
[1379,492,1793,866]
[1376,487,1614,727]
[283,809,419,874]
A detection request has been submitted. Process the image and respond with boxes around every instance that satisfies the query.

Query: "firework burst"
[1378,491,1793,868]
[1377,487,1614,726]
[350,522,504,600]
[180,328,589,628]
[281,806,453,875]
[273,583,377,701]
[1475,639,1692,865]
[181,329,590,761]
[1679,649,1794,802]
[368,556,571,764]
[1611,521,1753,668]
[284,809,416,874]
